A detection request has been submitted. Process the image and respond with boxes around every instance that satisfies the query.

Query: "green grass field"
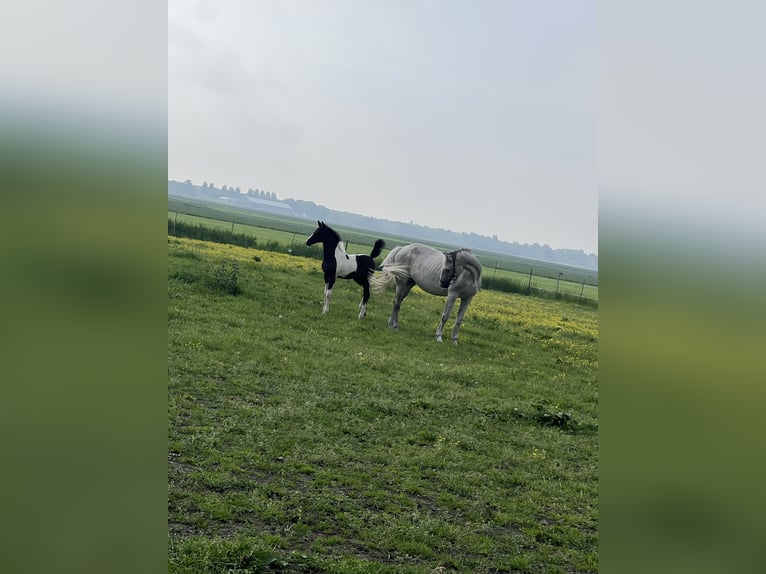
[168,196,598,302]
[168,237,598,573]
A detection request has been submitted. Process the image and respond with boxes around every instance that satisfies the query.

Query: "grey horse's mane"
[448,248,482,278]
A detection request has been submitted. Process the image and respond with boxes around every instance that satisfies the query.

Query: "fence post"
[527,268,533,292]
[556,272,563,296]
[231,219,235,234]
[173,211,178,235]
[580,277,586,302]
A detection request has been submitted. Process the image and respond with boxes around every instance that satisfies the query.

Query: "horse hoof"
[436,336,443,343]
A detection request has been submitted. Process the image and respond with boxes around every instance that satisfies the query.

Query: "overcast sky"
[169,1,597,254]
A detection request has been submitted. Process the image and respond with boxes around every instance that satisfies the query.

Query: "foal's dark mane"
[319,224,341,247]
[312,223,343,264]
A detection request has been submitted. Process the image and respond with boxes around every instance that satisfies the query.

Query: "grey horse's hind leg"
[389,278,415,330]
[450,296,474,344]
[436,292,459,343]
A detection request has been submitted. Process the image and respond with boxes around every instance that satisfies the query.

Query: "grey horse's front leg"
[436,293,458,343]
[450,296,473,344]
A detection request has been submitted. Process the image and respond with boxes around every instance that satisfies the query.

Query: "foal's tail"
[370,239,385,259]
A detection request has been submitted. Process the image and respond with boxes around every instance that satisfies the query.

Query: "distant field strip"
[168,200,598,302]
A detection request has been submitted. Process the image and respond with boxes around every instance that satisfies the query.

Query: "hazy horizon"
[171,177,598,258]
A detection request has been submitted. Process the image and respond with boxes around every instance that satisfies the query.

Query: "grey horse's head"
[439,251,459,288]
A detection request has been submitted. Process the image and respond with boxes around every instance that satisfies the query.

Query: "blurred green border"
[0,119,168,573]
[600,211,765,574]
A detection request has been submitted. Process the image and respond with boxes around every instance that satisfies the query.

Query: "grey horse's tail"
[371,244,407,293]
[378,244,402,267]
[370,245,403,294]
[370,263,410,294]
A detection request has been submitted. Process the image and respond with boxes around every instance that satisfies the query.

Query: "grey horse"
[370,243,482,344]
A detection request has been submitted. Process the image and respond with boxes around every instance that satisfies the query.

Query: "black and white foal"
[306,221,385,318]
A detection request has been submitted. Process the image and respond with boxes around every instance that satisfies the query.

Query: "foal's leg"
[450,296,474,344]
[389,279,415,330]
[357,280,371,319]
[323,277,336,314]
[436,292,459,343]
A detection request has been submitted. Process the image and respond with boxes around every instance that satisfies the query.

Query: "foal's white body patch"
[334,245,357,278]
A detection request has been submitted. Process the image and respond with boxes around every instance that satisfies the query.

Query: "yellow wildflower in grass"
[472,289,597,341]
[169,236,319,273]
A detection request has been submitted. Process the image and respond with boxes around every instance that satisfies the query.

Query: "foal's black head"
[306,221,341,248]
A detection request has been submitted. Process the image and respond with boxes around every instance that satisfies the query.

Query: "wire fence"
[478,260,598,305]
[169,213,598,306]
